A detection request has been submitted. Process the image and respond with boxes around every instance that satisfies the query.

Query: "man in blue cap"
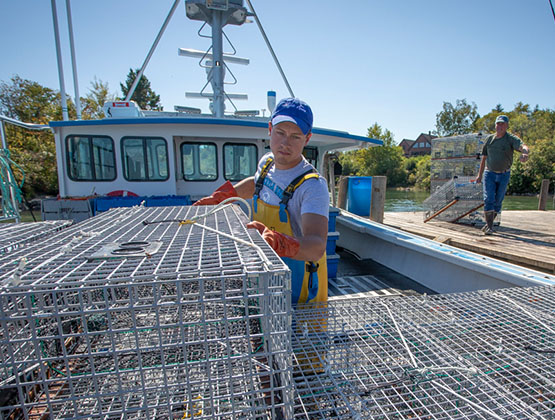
[195,97,329,307]
[475,115,529,235]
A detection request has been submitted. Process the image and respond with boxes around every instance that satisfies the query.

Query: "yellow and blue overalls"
[252,157,328,307]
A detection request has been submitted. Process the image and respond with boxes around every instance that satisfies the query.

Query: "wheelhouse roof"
[49,116,383,146]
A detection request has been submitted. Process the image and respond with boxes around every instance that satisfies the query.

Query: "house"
[398,139,415,157]
[402,133,437,157]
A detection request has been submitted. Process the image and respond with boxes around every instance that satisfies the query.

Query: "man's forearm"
[233,176,255,199]
[476,156,486,180]
[293,234,327,262]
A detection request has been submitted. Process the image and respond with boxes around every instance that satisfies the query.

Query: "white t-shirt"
[254,152,329,237]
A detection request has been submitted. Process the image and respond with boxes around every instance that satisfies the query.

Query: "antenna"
[184,0,248,117]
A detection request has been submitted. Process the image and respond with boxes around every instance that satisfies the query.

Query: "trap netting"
[291,285,555,419]
[0,220,73,256]
[424,176,485,223]
[0,204,292,419]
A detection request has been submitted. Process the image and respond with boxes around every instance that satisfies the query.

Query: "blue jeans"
[483,170,510,213]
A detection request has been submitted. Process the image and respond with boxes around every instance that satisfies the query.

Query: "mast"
[184,0,248,116]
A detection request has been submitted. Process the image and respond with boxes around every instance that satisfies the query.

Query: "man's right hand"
[193,180,237,206]
[247,221,300,258]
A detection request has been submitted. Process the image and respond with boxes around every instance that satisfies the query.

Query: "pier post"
[370,176,387,223]
[538,179,550,211]
[337,176,349,210]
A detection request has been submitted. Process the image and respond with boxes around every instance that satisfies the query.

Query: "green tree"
[338,123,407,187]
[81,77,115,119]
[0,76,63,196]
[406,155,430,190]
[435,99,479,136]
[120,68,162,110]
[367,122,394,147]
[0,75,71,122]
[523,137,555,193]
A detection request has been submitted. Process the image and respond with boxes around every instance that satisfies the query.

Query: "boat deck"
[383,210,555,274]
[328,248,436,299]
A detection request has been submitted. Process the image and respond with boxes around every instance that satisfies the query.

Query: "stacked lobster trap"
[0,220,73,256]
[290,285,555,419]
[430,133,484,192]
[0,205,292,419]
[423,176,486,224]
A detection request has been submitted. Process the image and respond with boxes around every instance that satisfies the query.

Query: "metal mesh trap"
[290,285,555,419]
[424,176,484,223]
[0,204,292,419]
[0,220,73,256]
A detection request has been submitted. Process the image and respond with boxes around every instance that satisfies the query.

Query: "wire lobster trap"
[0,204,292,419]
[291,284,555,419]
[0,220,73,256]
[424,176,485,224]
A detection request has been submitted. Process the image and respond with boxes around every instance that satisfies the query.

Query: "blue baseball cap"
[270,97,313,135]
[495,115,509,124]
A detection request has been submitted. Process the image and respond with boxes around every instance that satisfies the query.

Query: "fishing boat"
[1,2,555,418]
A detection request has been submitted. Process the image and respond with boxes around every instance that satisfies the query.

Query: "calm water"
[385,189,555,212]
[9,190,553,223]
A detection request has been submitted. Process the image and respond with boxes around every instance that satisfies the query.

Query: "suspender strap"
[253,156,319,223]
[278,169,317,223]
[253,157,274,213]
[280,170,318,207]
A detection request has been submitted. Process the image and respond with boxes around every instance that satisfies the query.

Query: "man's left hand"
[519,153,529,163]
[247,221,300,258]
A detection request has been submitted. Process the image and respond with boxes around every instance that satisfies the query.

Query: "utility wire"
[550,0,555,24]
[244,0,295,98]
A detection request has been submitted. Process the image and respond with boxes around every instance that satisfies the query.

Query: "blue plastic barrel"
[347,176,372,216]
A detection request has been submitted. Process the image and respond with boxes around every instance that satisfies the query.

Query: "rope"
[144,197,273,268]
[0,148,25,221]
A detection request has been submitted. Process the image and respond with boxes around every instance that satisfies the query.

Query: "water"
[385,188,555,212]
[10,191,555,223]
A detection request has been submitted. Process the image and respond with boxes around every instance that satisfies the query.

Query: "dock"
[383,210,555,274]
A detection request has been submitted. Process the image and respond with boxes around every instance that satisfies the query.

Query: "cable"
[244,0,295,98]
[549,0,555,24]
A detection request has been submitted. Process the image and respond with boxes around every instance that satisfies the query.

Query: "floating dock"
[384,210,555,274]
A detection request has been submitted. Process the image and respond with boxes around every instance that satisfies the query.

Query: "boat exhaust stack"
[267,90,276,114]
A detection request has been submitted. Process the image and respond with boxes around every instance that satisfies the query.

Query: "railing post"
[327,155,337,207]
[337,176,349,210]
[538,179,550,211]
[370,176,387,223]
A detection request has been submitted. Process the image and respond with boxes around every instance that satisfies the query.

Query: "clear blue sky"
[1,0,554,142]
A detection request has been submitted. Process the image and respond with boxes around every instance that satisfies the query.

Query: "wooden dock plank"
[383,210,555,274]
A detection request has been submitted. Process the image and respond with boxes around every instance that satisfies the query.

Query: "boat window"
[302,146,318,167]
[223,143,258,181]
[66,135,116,181]
[121,137,169,181]
[181,142,217,181]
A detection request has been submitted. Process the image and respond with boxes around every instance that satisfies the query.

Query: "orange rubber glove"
[247,221,300,258]
[193,180,238,206]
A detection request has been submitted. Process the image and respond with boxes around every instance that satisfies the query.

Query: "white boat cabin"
[49,102,380,202]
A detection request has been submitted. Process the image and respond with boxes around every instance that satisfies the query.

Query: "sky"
[1,0,554,143]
